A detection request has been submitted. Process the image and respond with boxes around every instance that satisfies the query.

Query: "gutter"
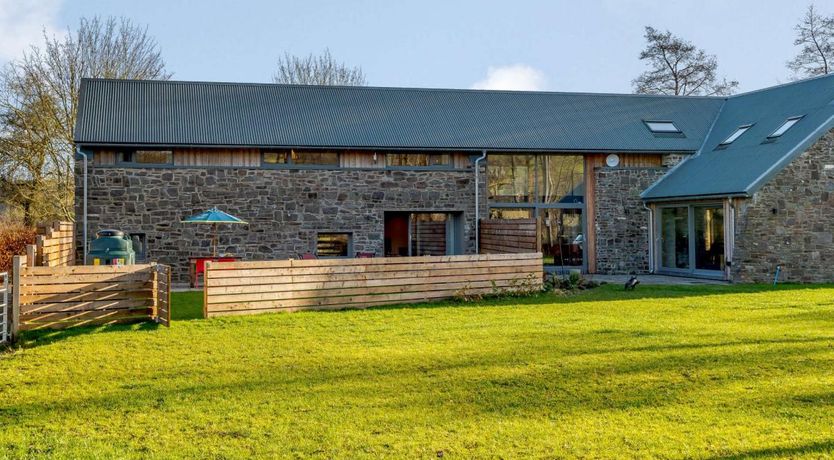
[474,151,488,254]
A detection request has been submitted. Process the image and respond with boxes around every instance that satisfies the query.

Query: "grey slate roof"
[642,73,834,201]
[74,78,723,152]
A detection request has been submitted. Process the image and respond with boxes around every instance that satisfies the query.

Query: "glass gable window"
[263,150,339,166]
[767,116,803,139]
[719,124,752,146]
[118,150,173,165]
[386,153,450,167]
[644,120,682,134]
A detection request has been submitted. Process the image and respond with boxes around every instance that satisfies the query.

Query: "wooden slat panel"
[15,263,172,331]
[204,254,542,316]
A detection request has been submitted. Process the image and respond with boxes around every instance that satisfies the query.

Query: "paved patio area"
[580,274,728,285]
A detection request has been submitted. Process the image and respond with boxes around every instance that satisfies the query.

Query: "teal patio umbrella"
[181,207,248,256]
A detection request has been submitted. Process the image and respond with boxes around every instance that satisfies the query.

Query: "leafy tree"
[787,4,834,78]
[633,26,738,96]
[0,16,170,224]
[272,48,366,86]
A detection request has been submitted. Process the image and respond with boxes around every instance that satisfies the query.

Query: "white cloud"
[471,64,547,91]
[0,0,64,62]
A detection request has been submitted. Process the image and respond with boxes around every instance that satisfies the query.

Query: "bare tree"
[272,49,366,86]
[788,4,834,78]
[632,26,738,96]
[0,16,170,224]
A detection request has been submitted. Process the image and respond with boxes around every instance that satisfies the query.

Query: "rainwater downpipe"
[76,146,88,264]
[474,150,488,254]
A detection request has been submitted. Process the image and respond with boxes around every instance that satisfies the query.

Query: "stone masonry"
[594,167,668,274]
[76,166,483,283]
[732,128,834,283]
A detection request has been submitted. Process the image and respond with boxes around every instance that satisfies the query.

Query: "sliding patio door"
[658,204,726,277]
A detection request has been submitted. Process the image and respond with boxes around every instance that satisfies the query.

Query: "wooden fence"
[479,218,541,254]
[204,253,544,317]
[25,221,75,267]
[10,257,170,336]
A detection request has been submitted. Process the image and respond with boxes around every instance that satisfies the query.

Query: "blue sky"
[0,0,827,93]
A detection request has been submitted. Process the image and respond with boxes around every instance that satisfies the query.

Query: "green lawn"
[1,284,833,458]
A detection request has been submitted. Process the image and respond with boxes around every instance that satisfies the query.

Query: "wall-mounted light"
[373,152,378,162]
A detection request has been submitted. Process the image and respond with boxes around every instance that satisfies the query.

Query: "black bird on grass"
[624,276,640,291]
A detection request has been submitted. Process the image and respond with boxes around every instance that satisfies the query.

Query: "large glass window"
[537,155,584,203]
[263,150,339,166]
[386,153,450,167]
[488,208,533,219]
[694,206,724,271]
[660,207,690,270]
[659,204,725,274]
[316,233,351,257]
[488,154,583,204]
[118,150,173,165]
[541,209,583,266]
[487,154,536,203]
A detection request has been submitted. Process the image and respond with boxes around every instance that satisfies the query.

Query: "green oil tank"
[88,230,135,265]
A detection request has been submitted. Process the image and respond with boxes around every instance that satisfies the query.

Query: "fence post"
[535,216,542,253]
[203,261,210,319]
[26,244,35,267]
[11,255,22,342]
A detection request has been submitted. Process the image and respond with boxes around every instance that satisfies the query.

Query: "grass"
[1,284,834,458]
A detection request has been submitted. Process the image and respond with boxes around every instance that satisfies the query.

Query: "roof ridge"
[80,77,725,100]
[728,72,834,99]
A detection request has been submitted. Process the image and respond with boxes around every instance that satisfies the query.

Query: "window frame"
[643,120,684,137]
[766,116,804,141]
[315,232,353,258]
[116,150,174,166]
[717,124,754,148]
[261,149,341,169]
[384,152,455,170]
[128,232,148,262]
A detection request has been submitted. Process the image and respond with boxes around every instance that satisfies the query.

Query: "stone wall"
[75,165,484,283]
[594,167,668,274]
[732,129,834,283]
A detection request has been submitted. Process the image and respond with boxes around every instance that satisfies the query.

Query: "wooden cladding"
[479,219,541,254]
[203,253,543,317]
[26,221,75,267]
[12,262,170,332]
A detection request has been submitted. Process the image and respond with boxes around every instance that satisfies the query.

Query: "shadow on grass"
[704,440,834,459]
[17,321,161,349]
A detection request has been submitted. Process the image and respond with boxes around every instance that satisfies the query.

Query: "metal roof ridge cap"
[78,77,727,99]
[726,72,834,99]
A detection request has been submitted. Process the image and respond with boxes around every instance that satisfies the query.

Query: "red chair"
[356,252,375,258]
[300,253,318,260]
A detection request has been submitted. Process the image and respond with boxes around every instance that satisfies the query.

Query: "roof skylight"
[767,116,803,139]
[719,124,753,146]
[644,120,682,134]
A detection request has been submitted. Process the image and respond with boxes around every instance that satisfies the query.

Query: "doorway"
[658,203,725,277]
[384,212,463,257]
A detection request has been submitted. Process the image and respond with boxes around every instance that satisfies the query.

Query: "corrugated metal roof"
[74,78,723,152]
[642,73,834,200]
